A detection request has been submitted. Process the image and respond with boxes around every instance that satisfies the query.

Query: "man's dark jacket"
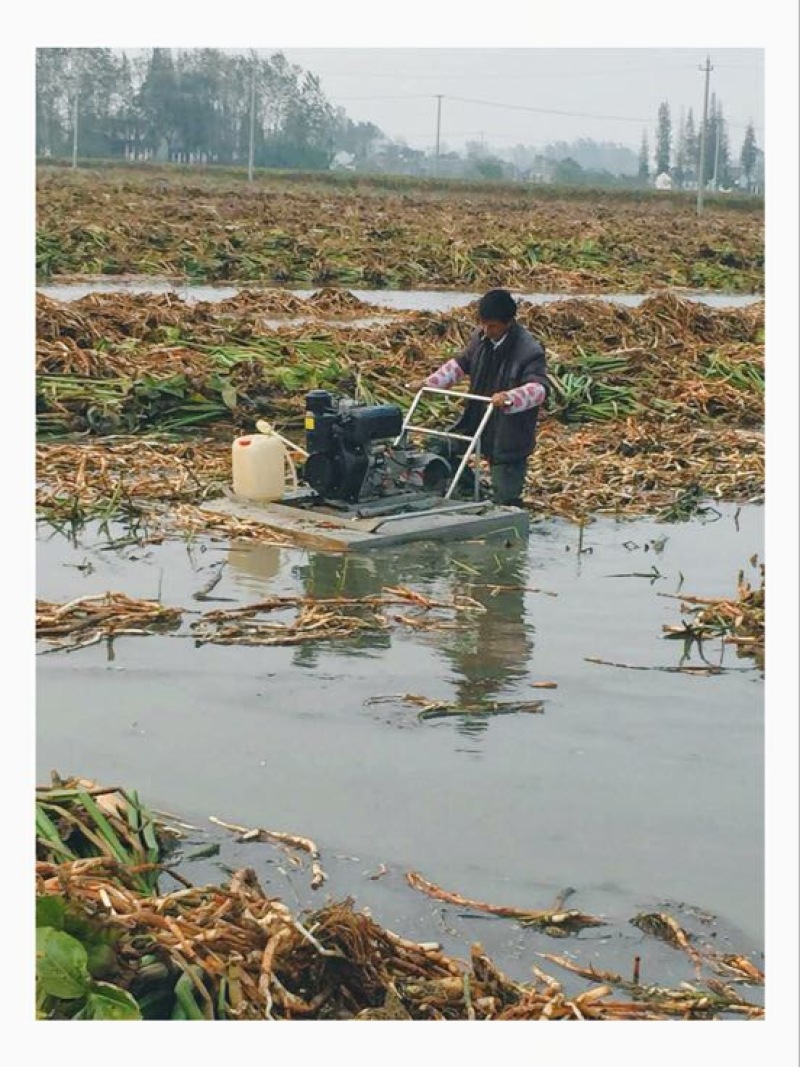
[451,321,550,462]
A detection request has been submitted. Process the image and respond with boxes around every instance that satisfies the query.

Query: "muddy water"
[36,503,764,973]
[37,279,762,309]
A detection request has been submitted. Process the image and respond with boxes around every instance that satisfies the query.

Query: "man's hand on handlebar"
[404,382,511,408]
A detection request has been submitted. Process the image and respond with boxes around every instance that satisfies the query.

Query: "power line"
[333,90,763,134]
[446,94,762,131]
[283,63,759,79]
[446,93,650,124]
[337,92,648,121]
[333,94,433,101]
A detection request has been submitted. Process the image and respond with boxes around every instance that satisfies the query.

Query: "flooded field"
[36,499,765,988]
[32,268,769,1011]
[28,159,780,1034]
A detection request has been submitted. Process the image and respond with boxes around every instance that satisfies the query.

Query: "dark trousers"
[433,438,527,506]
[489,459,528,507]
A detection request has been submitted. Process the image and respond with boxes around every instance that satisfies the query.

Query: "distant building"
[330,151,356,171]
[654,171,673,191]
[523,156,558,184]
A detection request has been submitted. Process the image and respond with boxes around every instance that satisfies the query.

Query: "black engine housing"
[301,390,448,504]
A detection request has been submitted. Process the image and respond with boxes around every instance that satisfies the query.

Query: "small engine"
[301,390,451,504]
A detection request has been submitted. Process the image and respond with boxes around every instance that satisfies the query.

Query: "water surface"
[37,279,762,309]
[36,503,764,972]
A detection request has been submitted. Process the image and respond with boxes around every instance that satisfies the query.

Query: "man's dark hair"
[478,288,517,322]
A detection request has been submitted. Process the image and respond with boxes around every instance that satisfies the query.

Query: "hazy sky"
[18,2,779,160]
[277,48,765,155]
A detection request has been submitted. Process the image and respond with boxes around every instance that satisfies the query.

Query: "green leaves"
[36,894,66,930]
[700,351,764,392]
[37,928,141,1018]
[37,928,90,1000]
[36,784,167,895]
[76,983,142,1020]
[37,903,142,1019]
[548,364,639,423]
[172,971,213,1020]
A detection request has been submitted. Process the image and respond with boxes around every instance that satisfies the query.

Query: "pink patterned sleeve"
[424,359,465,390]
[502,382,547,412]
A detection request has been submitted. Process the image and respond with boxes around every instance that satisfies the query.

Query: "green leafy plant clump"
[35,777,213,1020]
[36,895,141,1019]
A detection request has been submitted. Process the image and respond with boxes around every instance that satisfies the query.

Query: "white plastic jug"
[231,433,288,501]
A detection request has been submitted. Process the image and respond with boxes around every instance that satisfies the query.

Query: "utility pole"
[71,88,79,169]
[712,125,721,191]
[696,56,713,214]
[434,95,442,177]
[248,53,257,182]
[70,51,81,170]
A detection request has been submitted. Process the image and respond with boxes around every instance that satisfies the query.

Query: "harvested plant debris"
[661,558,765,669]
[36,168,764,293]
[36,776,764,1021]
[36,292,763,527]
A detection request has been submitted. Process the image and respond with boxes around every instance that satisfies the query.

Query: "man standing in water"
[408,288,549,507]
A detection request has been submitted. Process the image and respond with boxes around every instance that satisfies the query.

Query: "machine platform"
[214,387,532,552]
[200,490,529,553]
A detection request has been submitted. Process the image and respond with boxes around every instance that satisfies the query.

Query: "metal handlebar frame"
[394,386,495,501]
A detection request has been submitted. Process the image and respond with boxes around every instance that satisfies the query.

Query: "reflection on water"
[226,540,283,587]
[226,535,537,737]
[291,552,392,664]
[443,547,533,709]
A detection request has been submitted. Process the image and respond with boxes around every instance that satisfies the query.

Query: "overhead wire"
[332,91,763,134]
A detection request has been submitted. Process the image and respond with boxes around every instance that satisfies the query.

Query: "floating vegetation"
[584,656,745,677]
[36,775,764,1021]
[36,592,183,653]
[33,585,491,657]
[538,950,763,1019]
[208,816,327,892]
[366,692,545,722]
[405,871,605,932]
[36,168,764,292]
[190,587,485,647]
[661,558,765,669]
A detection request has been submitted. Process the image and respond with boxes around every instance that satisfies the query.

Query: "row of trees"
[35,48,380,170]
[36,49,764,193]
[638,99,762,192]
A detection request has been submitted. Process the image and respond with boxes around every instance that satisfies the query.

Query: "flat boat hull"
[199,493,530,553]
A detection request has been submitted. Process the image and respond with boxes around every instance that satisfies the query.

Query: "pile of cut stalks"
[36,167,764,292]
[36,776,764,1021]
